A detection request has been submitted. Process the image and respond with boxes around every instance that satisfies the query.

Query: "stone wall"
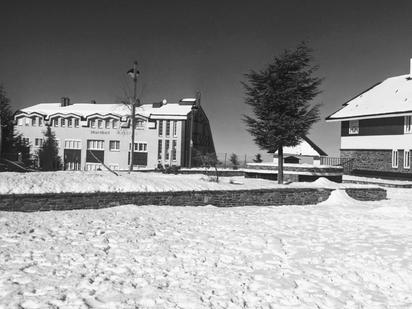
[341,149,412,179]
[0,187,386,212]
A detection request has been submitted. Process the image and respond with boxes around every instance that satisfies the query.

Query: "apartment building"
[14,97,215,171]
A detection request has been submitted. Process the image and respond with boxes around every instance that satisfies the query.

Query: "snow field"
[1,188,412,308]
[0,171,371,195]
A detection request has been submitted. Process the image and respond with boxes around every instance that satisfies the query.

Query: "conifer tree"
[0,85,30,161]
[0,85,14,156]
[230,153,239,170]
[38,126,62,171]
[243,43,322,183]
[253,153,263,163]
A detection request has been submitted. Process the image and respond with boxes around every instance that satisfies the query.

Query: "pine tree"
[0,85,30,161]
[0,85,14,156]
[229,153,239,170]
[253,153,263,163]
[243,43,321,184]
[37,126,62,171]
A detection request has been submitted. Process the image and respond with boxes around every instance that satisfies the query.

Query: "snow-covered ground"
[0,171,371,195]
[1,188,412,308]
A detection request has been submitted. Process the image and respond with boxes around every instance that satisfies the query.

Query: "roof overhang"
[326,110,412,122]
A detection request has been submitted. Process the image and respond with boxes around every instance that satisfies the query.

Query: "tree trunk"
[278,145,283,184]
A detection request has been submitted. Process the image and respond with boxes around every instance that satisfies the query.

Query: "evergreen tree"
[229,153,239,170]
[0,85,30,162]
[37,126,62,171]
[243,43,321,183]
[253,153,263,163]
[0,85,14,156]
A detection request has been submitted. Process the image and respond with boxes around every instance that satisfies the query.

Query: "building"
[273,136,327,165]
[14,97,215,171]
[326,59,412,178]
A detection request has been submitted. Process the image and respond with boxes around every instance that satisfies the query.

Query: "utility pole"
[127,61,139,174]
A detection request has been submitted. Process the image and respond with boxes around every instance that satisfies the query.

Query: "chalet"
[326,59,412,178]
[14,97,215,171]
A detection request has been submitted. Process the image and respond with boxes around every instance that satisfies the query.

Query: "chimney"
[60,97,70,107]
[91,100,96,104]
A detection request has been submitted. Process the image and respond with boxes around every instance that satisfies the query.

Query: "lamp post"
[127,61,140,173]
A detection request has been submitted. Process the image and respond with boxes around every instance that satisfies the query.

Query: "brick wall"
[0,187,386,212]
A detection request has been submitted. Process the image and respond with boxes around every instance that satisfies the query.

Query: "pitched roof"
[326,74,412,121]
[274,136,327,157]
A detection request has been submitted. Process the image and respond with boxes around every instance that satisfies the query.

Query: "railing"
[320,156,356,175]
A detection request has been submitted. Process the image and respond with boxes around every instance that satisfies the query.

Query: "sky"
[2,0,412,157]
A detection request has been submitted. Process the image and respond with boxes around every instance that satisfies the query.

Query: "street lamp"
[127,61,140,173]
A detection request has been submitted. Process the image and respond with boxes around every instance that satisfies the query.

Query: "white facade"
[14,99,210,171]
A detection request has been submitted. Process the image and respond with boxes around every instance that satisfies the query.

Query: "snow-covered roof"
[326,74,412,121]
[18,101,195,120]
[275,136,327,157]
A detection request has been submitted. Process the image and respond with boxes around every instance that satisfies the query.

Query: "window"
[53,118,58,127]
[105,119,111,129]
[39,117,43,126]
[61,118,66,127]
[130,142,147,152]
[32,117,37,126]
[112,120,119,129]
[166,120,171,137]
[172,140,177,161]
[138,143,147,151]
[165,140,170,160]
[74,118,79,128]
[136,119,144,128]
[64,139,81,149]
[87,140,104,150]
[109,140,120,151]
[90,119,96,128]
[404,150,411,169]
[158,140,162,160]
[22,137,29,145]
[98,119,103,129]
[34,138,43,147]
[68,118,73,127]
[17,118,23,126]
[405,116,412,133]
[25,118,30,126]
[392,149,398,168]
[158,120,163,137]
[348,120,359,134]
[173,121,177,137]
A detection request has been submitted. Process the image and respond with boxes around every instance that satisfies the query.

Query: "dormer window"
[348,120,359,134]
[404,116,412,133]
[53,118,58,127]
[17,118,23,126]
[136,119,144,128]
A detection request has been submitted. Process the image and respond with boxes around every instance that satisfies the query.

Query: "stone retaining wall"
[0,187,386,212]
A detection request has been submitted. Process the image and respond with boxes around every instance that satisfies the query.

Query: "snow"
[327,74,412,121]
[1,188,412,308]
[19,101,193,120]
[344,174,412,186]
[0,172,370,195]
